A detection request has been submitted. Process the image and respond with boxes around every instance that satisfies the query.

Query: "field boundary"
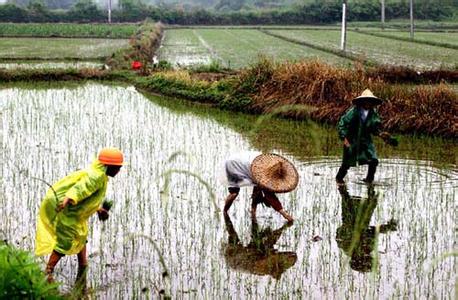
[353,29,458,50]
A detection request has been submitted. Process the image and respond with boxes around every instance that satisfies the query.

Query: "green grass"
[160,29,352,69]
[0,23,138,38]
[0,242,62,299]
[267,29,458,69]
[0,37,129,60]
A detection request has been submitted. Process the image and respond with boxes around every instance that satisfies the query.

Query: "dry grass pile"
[248,60,457,137]
[366,65,458,84]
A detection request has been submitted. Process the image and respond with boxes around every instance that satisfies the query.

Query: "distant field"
[0,38,129,59]
[0,23,137,38]
[158,29,212,66]
[267,29,458,69]
[357,29,458,48]
[349,20,458,30]
[158,29,351,68]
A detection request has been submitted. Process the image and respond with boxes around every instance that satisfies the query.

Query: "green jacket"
[338,107,381,166]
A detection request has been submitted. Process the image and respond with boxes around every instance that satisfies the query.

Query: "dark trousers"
[336,160,378,183]
[251,186,283,211]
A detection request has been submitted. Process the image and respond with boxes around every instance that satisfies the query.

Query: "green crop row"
[0,23,138,38]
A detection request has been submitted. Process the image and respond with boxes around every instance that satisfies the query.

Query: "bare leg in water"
[251,188,294,222]
[45,250,64,283]
[75,245,88,292]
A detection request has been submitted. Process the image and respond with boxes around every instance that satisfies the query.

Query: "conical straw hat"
[251,153,299,193]
[352,89,383,106]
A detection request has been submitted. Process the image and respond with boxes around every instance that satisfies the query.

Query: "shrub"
[0,241,62,299]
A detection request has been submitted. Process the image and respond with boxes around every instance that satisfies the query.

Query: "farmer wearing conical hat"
[35,147,125,284]
[222,152,298,222]
[336,89,398,185]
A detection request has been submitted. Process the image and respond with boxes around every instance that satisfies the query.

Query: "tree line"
[0,0,455,24]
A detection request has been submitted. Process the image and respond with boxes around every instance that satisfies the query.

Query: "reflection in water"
[336,184,398,272]
[222,215,297,280]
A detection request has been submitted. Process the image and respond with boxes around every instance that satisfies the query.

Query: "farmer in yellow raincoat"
[35,147,125,283]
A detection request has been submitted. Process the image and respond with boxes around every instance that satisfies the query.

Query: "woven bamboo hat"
[352,89,383,106]
[251,153,299,193]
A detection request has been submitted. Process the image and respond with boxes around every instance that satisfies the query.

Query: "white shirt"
[223,151,261,188]
[361,109,369,122]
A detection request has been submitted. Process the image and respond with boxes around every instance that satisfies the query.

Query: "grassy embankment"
[1,22,456,138]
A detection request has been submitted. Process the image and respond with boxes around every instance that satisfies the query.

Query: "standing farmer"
[223,152,298,222]
[336,89,396,185]
[35,148,125,284]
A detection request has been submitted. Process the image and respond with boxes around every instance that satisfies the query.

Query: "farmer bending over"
[223,152,298,222]
[35,147,125,284]
[336,89,398,185]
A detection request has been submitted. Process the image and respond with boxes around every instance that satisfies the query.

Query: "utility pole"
[381,0,385,30]
[340,0,347,51]
[108,0,112,24]
[409,0,414,39]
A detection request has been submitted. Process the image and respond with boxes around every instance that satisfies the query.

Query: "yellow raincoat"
[35,159,108,256]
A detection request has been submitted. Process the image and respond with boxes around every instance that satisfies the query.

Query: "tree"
[68,0,104,22]
[0,3,27,21]
[215,0,246,11]
[118,0,149,21]
[27,0,49,21]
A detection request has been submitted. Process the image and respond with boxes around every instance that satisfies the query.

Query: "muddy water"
[0,83,456,298]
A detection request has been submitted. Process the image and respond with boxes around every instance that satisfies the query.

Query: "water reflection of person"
[336,184,397,272]
[222,214,297,280]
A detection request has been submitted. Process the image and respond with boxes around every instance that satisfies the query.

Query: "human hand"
[56,197,73,212]
[343,138,351,148]
[97,208,109,221]
[380,132,399,147]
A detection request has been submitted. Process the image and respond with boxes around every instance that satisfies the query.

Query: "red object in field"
[131,61,142,70]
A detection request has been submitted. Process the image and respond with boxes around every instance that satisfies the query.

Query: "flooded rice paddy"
[0,83,456,298]
[158,29,350,68]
